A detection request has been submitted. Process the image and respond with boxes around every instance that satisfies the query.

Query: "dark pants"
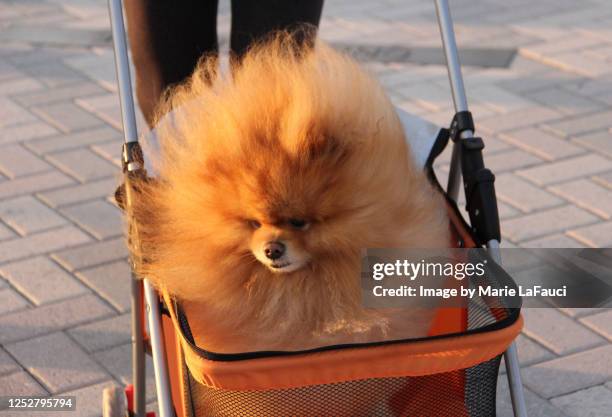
[124,0,324,125]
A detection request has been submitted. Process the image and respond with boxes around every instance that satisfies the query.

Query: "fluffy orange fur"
[130,37,450,353]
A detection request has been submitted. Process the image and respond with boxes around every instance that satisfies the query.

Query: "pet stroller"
[104,0,528,415]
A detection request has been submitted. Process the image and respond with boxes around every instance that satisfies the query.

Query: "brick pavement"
[0,0,611,416]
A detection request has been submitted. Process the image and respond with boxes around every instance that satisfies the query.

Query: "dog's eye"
[248,220,261,229]
[288,218,309,230]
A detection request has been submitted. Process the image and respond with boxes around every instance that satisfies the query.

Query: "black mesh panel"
[190,355,501,417]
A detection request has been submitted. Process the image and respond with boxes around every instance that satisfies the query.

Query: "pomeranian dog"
[130,35,450,354]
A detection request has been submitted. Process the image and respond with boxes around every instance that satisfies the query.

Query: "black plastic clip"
[449,111,475,142]
[460,137,501,244]
[116,142,148,211]
[121,141,144,173]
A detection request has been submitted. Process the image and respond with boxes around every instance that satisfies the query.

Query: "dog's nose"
[264,241,285,260]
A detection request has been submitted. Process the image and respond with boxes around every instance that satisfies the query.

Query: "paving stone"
[31,101,103,133]
[503,205,598,242]
[0,347,20,377]
[52,237,127,272]
[0,121,57,145]
[580,309,612,341]
[479,107,563,132]
[0,256,88,305]
[21,61,88,88]
[63,50,116,91]
[0,171,74,199]
[527,87,604,116]
[59,0,108,19]
[76,93,122,130]
[0,225,91,264]
[522,308,605,355]
[7,47,75,67]
[0,144,51,178]
[499,127,585,161]
[544,110,612,137]
[535,51,611,78]
[0,222,16,241]
[0,371,47,396]
[0,60,21,82]
[469,84,532,113]
[497,70,578,94]
[394,82,453,111]
[496,173,563,212]
[76,260,131,312]
[517,154,612,186]
[7,10,71,29]
[68,313,130,353]
[46,148,116,182]
[548,179,612,219]
[94,343,156,402]
[520,34,604,57]
[478,134,513,155]
[38,177,117,208]
[13,81,107,107]
[379,66,447,89]
[567,221,612,247]
[394,99,429,116]
[419,109,454,127]
[61,380,116,417]
[0,97,36,127]
[0,195,67,235]
[521,233,586,248]
[564,76,612,98]
[496,376,566,417]
[5,332,108,393]
[522,344,612,398]
[520,11,586,33]
[497,200,521,219]
[0,288,29,315]
[559,308,603,318]
[482,149,543,173]
[26,125,121,155]
[0,76,43,95]
[516,333,556,367]
[61,200,123,239]
[550,386,612,417]
[593,171,612,190]
[91,141,121,167]
[572,130,612,158]
[0,294,114,344]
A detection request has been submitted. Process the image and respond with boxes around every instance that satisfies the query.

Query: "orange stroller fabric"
[163,293,521,391]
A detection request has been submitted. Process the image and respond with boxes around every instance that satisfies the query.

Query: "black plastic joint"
[116,142,148,211]
[121,142,144,173]
[449,111,475,142]
[460,137,501,244]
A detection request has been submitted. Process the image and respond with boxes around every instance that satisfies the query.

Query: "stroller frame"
[106,0,528,416]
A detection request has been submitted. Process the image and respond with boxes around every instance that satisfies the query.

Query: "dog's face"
[209,133,359,275]
[248,218,311,273]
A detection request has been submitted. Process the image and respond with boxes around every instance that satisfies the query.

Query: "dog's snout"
[264,241,285,260]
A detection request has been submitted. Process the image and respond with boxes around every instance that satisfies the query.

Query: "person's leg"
[230,0,324,59]
[124,0,219,125]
